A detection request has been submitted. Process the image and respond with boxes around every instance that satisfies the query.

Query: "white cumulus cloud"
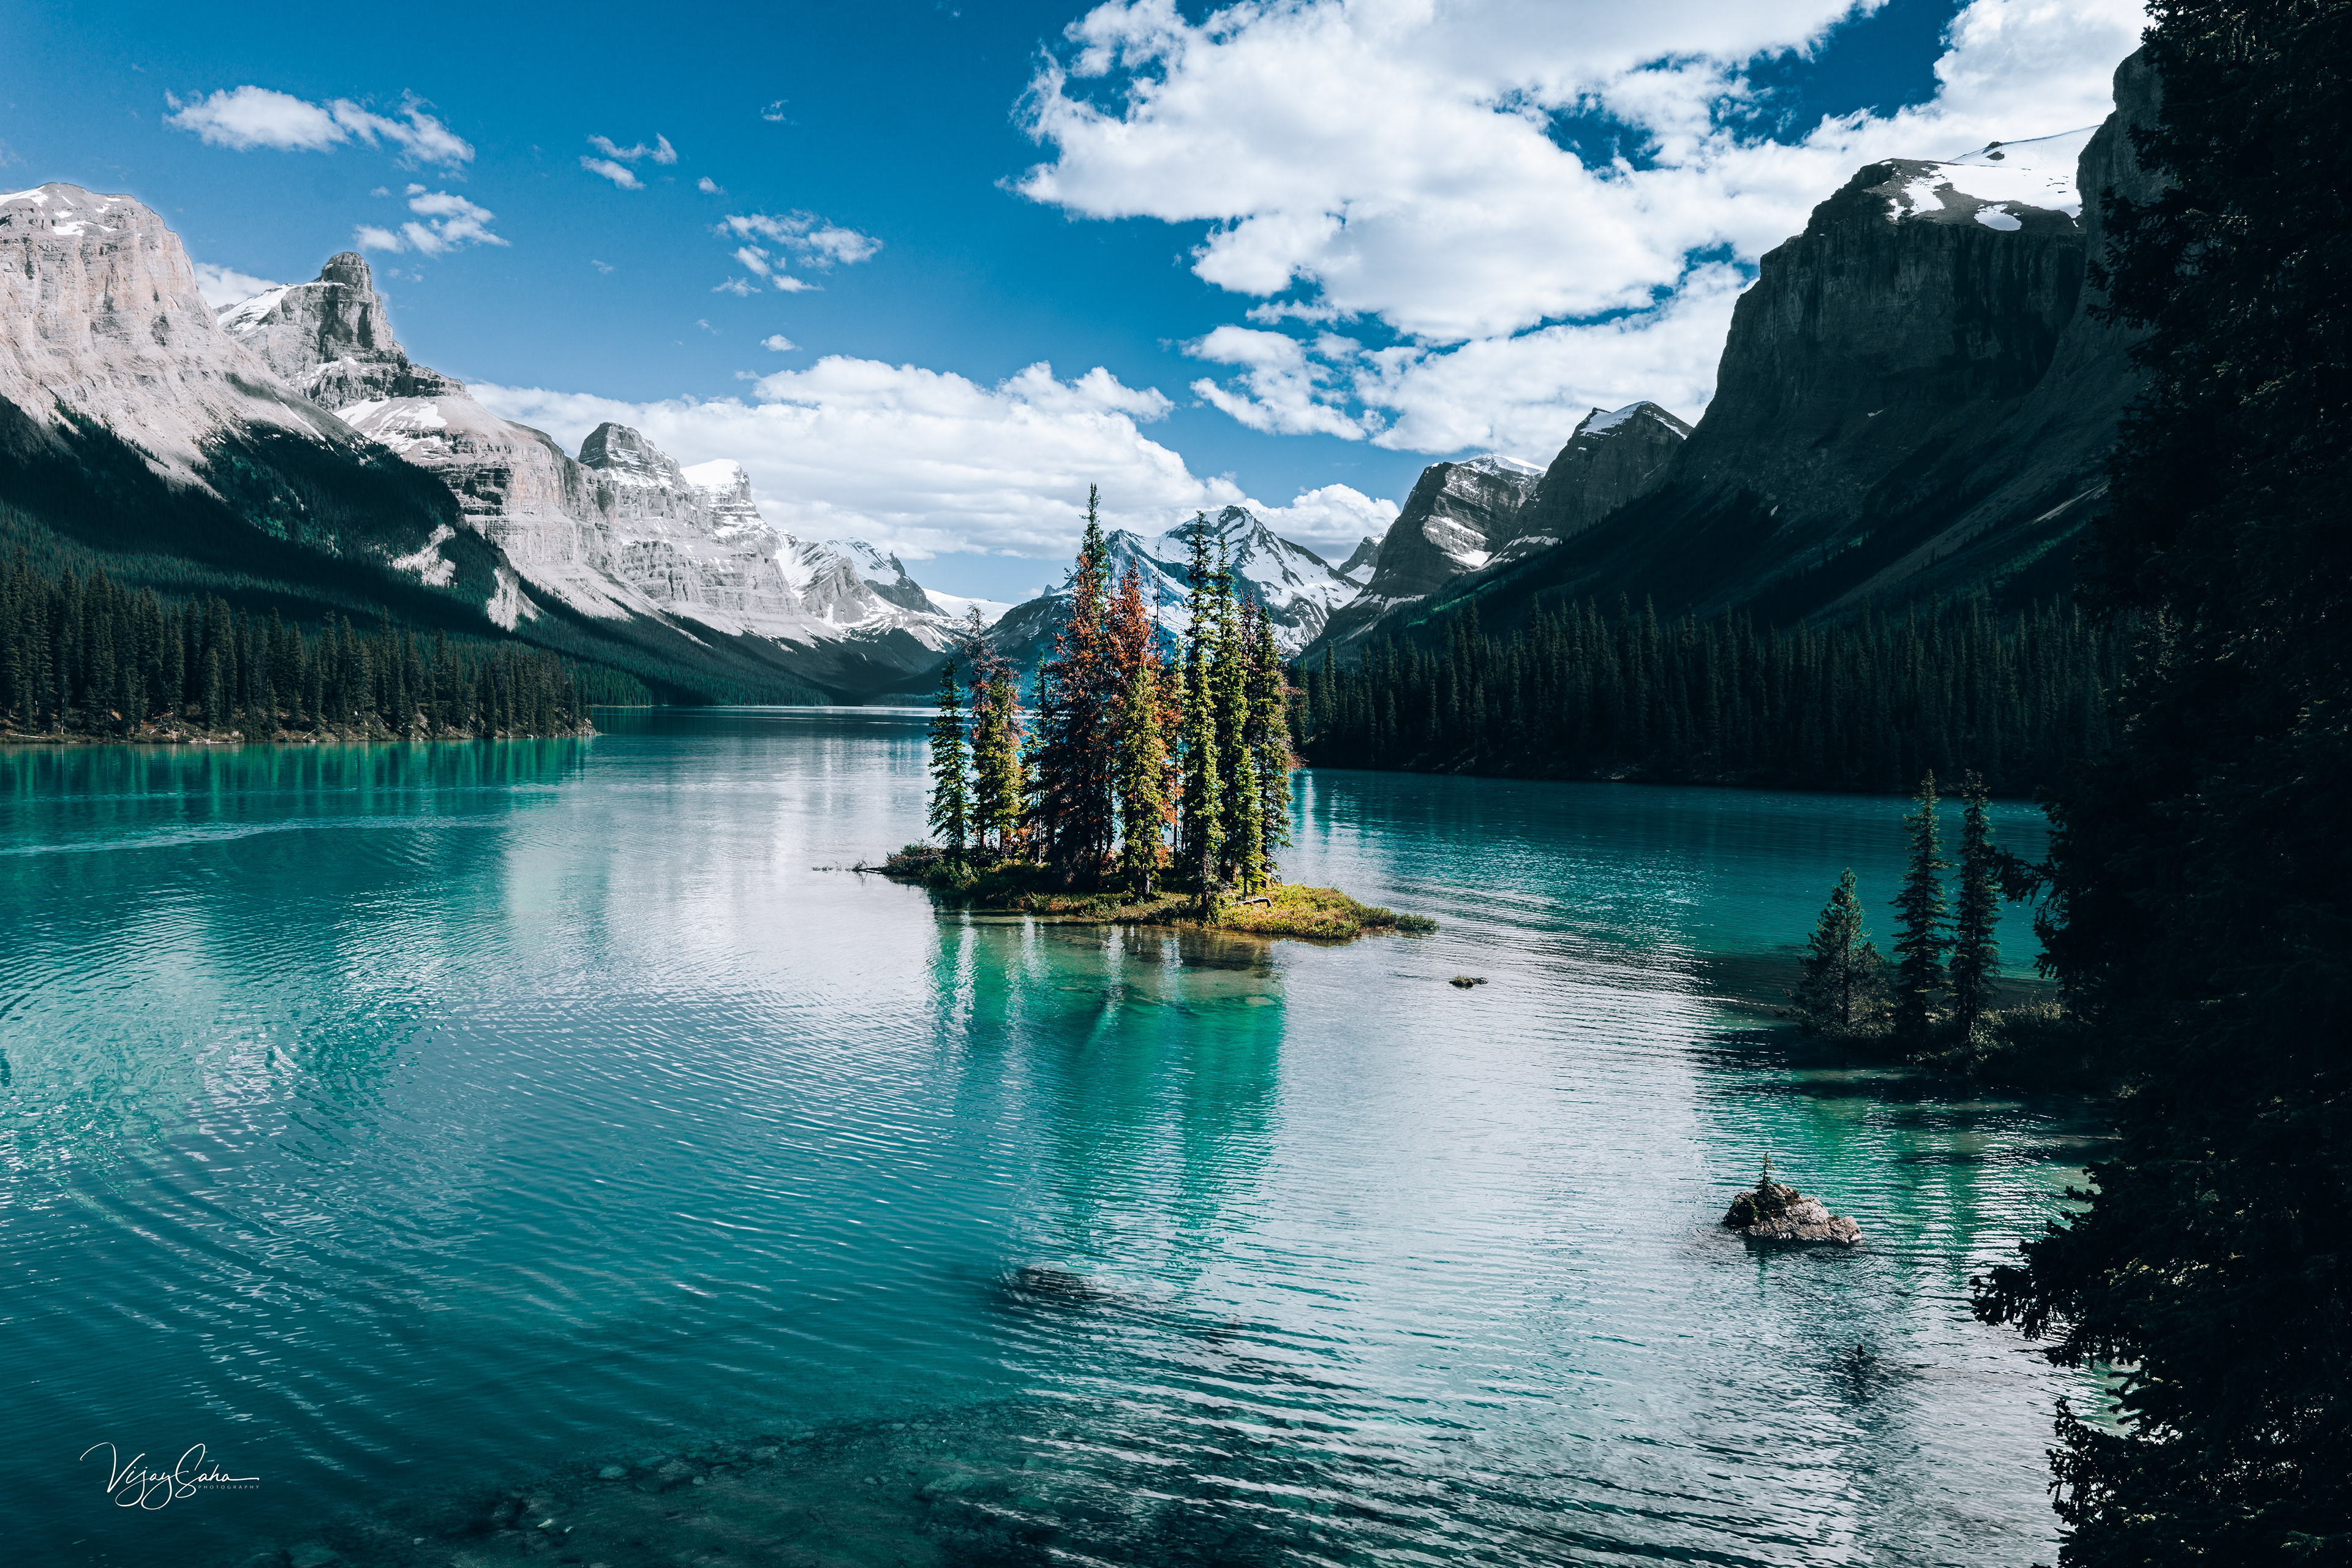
[469,358,1390,562]
[1186,325,1366,440]
[1022,0,2147,456]
[760,334,799,352]
[165,86,472,165]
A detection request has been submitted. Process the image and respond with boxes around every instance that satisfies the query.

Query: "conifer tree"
[1948,769,2000,1038]
[1245,601,1292,884]
[1792,869,1886,1033]
[957,609,1025,857]
[1107,565,1171,894]
[1973,7,2352,1555]
[1031,487,1119,883]
[1213,551,1260,889]
[927,661,970,856]
[1891,770,1949,1037]
[1177,516,1223,904]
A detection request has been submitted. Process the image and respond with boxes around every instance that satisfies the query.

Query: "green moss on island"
[877,848,1436,941]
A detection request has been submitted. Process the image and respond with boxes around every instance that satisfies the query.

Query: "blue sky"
[2,0,2143,601]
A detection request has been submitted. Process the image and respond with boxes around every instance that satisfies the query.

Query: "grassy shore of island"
[879,847,1436,941]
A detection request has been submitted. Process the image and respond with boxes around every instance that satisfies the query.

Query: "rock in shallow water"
[1724,1180,1863,1245]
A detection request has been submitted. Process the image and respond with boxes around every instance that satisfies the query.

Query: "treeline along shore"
[0,551,635,743]
[1297,595,2124,796]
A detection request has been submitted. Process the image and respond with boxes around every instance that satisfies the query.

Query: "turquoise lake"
[1,709,2098,1567]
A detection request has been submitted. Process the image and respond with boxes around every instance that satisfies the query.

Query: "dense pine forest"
[1298,595,2124,795]
[0,551,639,741]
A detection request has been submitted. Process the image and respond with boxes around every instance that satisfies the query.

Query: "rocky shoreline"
[1,718,596,747]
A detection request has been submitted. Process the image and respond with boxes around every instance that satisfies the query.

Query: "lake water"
[1,709,2097,1568]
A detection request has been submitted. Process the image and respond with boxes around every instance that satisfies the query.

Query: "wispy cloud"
[722,211,881,270]
[355,186,507,255]
[697,176,724,195]
[590,258,614,274]
[712,277,758,297]
[760,334,798,352]
[760,100,788,123]
[587,132,677,165]
[165,86,472,165]
[580,157,644,190]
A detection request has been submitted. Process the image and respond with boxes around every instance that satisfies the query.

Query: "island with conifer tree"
[884,489,1436,943]
[1780,768,2089,1085]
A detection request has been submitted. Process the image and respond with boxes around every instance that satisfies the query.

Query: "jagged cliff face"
[1667,139,2092,537]
[220,251,461,408]
[221,254,963,670]
[1442,58,2159,630]
[1306,410,1688,661]
[0,183,499,603]
[1,186,364,478]
[1504,402,1691,567]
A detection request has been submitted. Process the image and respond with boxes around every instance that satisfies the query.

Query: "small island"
[881,845,1434,940]
[897,497,1435,944]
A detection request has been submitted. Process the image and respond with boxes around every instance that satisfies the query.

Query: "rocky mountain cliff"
[0,192,984,703]
[1365,51,2160,646]
[0,183,513,616]
[1305,408,1687,661]
[220,253,968,695]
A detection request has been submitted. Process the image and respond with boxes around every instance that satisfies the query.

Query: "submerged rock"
[1724,1170,1863,1245]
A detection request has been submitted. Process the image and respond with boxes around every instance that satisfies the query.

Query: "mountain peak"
[217,252,458,410]
[1456,452,1545,479]
[578,421,685,487]
[1572,402,1693,442]
[318,251,373,290]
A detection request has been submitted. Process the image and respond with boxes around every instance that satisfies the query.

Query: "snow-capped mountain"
[984,504,1376,676]
[216,252,968,670]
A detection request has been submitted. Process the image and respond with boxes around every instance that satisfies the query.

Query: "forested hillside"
[0,549,640,741]
[1301,597,2122,796]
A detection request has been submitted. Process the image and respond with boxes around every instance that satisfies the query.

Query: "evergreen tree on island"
[1109,563,1174,894]
[1031,486,1120,884]
[1792,869,1886,1035]
[1973,4,2352,1558]
[1246,605,1295,884]
[1215,570,1264,892]
[1890,771,1950,1038]
[1177,516,1224,909]
[927,662,970,858]
[959,609,1026,857]
[1948,771,2000,1039]
[921,494,1295,911]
